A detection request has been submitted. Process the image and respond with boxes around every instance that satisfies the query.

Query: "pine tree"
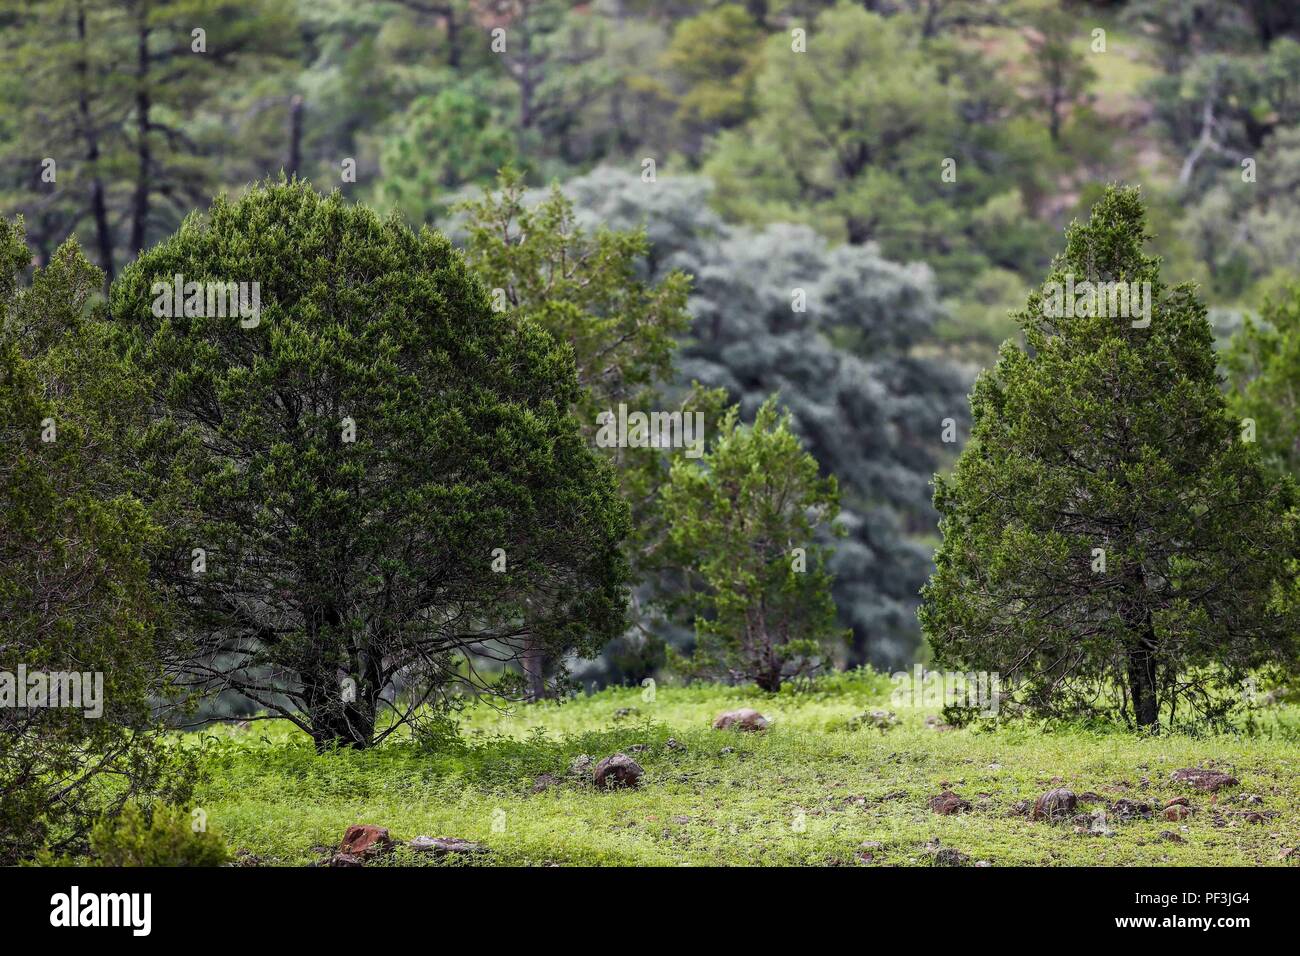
[920,186,1299,729]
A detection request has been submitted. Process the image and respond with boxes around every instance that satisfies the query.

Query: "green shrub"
[90,804,229,867]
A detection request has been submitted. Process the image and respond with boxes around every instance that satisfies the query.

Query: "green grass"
[191,673,1300,867]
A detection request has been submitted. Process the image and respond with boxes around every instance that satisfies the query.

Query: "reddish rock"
[1164,796,1191,808]
[1163,804,1192,822]
[1171,768,1239,792]
[339,824,396,858]
[712,709,769,731]
[928,790,972,815]
[594,753,644,789]
[1031,788,1078,822]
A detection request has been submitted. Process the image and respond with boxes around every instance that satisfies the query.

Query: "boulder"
[594,753,644,790]
[339,824,395,859]
[712,709,769,732]
[1171,768,1239,792]
[1031,788,1078,821]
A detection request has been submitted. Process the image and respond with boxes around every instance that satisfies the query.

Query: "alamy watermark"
[1042,274,1151,328]
[0,666,103,718]
[151,274,261,328]
[890,665,1001,716]
[595,404,704,458]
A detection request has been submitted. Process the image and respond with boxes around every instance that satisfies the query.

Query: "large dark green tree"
[1,218,193,863]
[920,186,1299,729]
[111,179,630,749]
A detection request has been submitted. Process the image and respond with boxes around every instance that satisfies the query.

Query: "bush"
[90,804,229,868]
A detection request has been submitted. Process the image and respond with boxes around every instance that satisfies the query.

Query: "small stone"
[928,790,972,815]
[594,752,644,789]
[568,754,593,776]
[1163,804,1192,822]
[712,709,769,732]
[1032,788,1078,822]
[339,824,395,859]
[409,836,488,856]
[1159,831,1186,843]
[1171,768,1239,792]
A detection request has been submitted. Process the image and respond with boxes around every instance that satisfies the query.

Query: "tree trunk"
[286,95,304,178]
[75,3,114,282]
[522,636,547,702]
[130,11,151,254]
[1126,626,1159,729]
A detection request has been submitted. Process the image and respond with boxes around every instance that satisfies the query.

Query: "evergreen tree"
[0,218,194,863]
[921,186,1299,729]
[660,397,845,692]
[111,179,630,749]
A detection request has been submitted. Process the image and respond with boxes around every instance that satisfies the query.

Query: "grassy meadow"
[192,673,1300,867]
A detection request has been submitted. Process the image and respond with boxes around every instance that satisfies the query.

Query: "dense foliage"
[111,179,631,748]
[921,187,1300,727]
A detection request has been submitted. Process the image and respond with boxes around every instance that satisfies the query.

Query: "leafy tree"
[110,179,630,749]
[661,397,845,692]
[563,167,967,669]
[0,219,194,863]
[661,4,764,150]
[921,186,1299,729]
[458,167,695,695]
[379,84,516,225]
[1018,0,1097,144]
[1226,282,1300,476]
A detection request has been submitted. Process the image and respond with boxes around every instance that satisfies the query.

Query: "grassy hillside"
[194,674,1300,867]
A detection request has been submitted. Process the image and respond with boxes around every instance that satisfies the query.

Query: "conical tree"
[920,186,1299,729]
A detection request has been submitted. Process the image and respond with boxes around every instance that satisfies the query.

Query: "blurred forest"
[4,0,1300,679]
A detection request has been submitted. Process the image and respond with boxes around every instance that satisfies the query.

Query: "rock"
[327,852,364,867]
[1077,792,1104,803]
[1010,800,1032,816]
[719,746,735,755]
[712,709,769,732]
[1244,812,1266,825]
[1158,831,1186,843]
[409,836,488,856]
[232,848,262,867]
[848,710,898,732]
[339,824,395,859]
[860,840,883,850]
[1163,804,1192,822]
[594,753,644,789]
[532,773,561,793]
[923,715,954,732]
[613,707,639,719]
[930,847,969,867]
[1110,799,1154,821]
[568,754,593,776]
[1171,768,1239,792]
[1164,796,1191,808]
[973,860,992,867]
[665,738,684,751]
[1031,787,1078,822]
[928,790,972,815]
[1280,847,1298,861]
[627,743,649,753]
